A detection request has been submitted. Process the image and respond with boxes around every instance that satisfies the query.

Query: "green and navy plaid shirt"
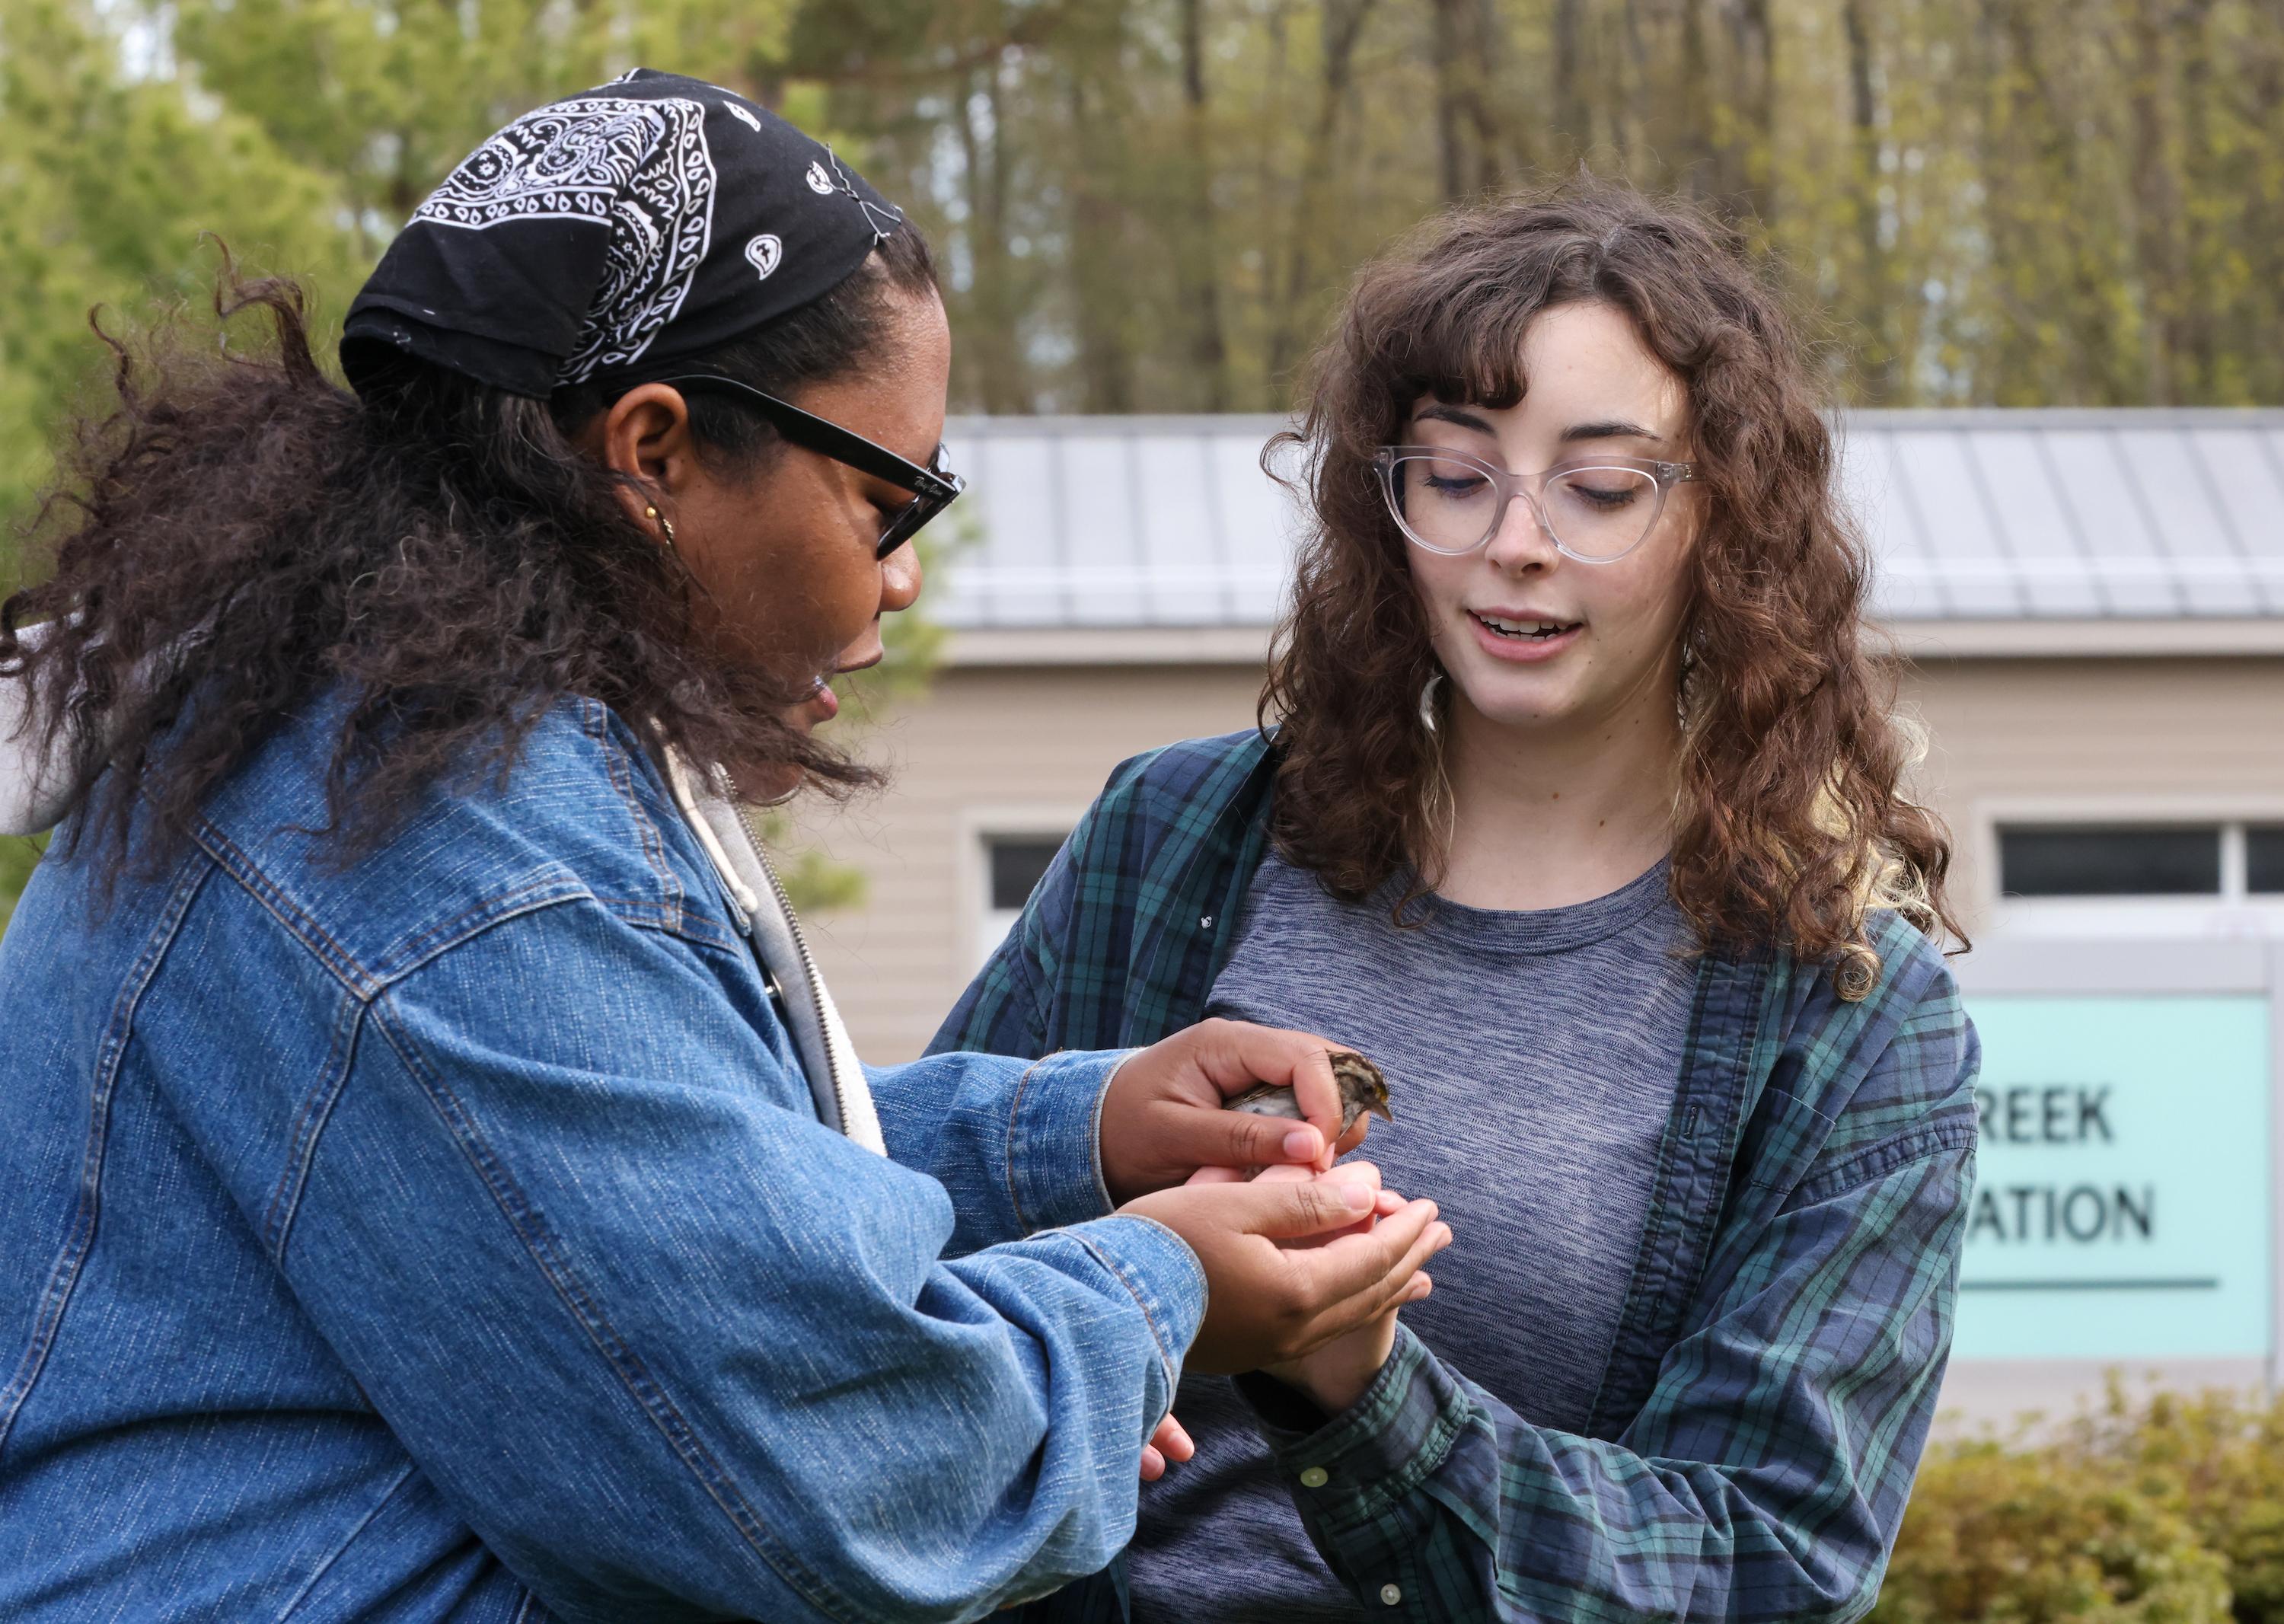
[930,729,1979,1624]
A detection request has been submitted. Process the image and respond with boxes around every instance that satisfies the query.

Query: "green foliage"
[796,0,2284,413]
[0,0,923,920]
[758,810,872,914]
[0,834,49,937]
[2062,1386,2284,1624]
[0,0,801,560]
[5,0,2270,569]
[1873,1383,2284,1624]
[4,0,2270,910]
[1879,1444,2233,1624]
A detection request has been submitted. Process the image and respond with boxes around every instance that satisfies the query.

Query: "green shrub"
[2066,1388,2284,1624]
[0,833,43,936]
[1877,1441,2231,1624]
[1874,1383,2284,1624]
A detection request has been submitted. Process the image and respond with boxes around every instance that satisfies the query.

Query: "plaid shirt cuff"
[1237,1325,1469,1532]
[1006,1048,1132,1233]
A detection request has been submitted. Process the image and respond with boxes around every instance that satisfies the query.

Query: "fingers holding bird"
[1223,1049,1392,1172]
[1097,1020,1390,1199]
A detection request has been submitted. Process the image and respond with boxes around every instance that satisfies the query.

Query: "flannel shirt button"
[1380,1583,1403,1606]
[1298,1466,1329,1488]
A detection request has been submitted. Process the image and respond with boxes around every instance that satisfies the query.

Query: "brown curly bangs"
[1261,178,1959,991]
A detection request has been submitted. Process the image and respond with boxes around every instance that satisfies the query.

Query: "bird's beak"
[1370,1099,1394,1123]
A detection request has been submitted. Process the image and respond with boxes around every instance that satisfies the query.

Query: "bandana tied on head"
[342,68,905,400]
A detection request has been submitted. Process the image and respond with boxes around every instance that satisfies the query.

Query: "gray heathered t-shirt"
[1128,849,1696,1624]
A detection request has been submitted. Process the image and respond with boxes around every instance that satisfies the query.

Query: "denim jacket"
[0,694,1205,1623]
[931,730,1979,1623]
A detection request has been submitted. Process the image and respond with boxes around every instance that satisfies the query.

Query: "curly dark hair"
[1262,179,1958,993]
[1,225,937,882]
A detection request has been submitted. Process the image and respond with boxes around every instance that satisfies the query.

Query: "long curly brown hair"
[1262,180,1957,992]
[2,228,934,884]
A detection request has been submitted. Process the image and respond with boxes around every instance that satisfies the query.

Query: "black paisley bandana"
[341,68,906,400]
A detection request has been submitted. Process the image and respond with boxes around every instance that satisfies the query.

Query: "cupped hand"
[1221,1163,1424,1411]
[1099,1019,1377,1204]
[1122,1165,1450,1374]
[1262,1271,1433,1414]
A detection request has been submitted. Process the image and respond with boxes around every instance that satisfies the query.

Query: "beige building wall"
[798,652,2284,1064]
[793,662,1263,1064]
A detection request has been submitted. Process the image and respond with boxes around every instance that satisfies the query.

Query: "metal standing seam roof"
[930,408,2284,629]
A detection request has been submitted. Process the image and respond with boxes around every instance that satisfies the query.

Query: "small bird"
[1226,1049,1393,1141]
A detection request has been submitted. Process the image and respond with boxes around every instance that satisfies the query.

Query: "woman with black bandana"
[0,72,1447,1622]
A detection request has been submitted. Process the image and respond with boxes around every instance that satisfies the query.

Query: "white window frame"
[959,806,1086,971]
[1980,796,2284,941]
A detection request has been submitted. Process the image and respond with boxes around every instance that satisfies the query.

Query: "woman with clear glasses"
[936,178,1980,1623]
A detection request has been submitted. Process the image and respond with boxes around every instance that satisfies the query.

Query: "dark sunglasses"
[656,374,964,561]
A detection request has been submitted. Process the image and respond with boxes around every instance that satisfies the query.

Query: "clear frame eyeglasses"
[1373,445,1697,563]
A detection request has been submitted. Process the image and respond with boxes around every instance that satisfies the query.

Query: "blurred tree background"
[804,0,2284,419]
[2,0,2281,914]
[5,0,2282,560]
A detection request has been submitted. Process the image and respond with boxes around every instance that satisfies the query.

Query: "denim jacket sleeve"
[1236,942,1979,1624]
[280,893,1205,1624]
[868,1048,1124,1258]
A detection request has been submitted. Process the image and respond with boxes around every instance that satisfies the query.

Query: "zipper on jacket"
[731,803,856,1140]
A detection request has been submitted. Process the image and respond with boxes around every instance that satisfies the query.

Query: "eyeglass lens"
[875,496,927,560]
[872,448,960,559]
[1389,454,1659,560]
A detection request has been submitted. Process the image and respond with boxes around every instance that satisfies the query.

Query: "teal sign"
[1951,995,2271,1361]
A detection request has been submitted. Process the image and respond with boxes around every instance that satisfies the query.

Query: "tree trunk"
[1842,0,1896,400]
[1065,73,1136,413]
[1678,0,1718,202]
[1726,0,1773,209]
[1468,0,1513,187]
[2124,0,2187,403]
[1553,0,1588,164]
[959,62,1024,413]
[1268,0,1378,386]
[1178,0,1232,409]
[2172,0,2219,397]
[1434,0,1466,202]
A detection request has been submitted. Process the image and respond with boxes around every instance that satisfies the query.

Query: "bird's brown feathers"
[1225,1049,1393,1137]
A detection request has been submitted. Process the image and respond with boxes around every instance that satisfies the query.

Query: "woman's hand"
[1121,1166,1447,1374]
[1200,1161,1427,1413]
[1261,1282,1431,1414]
[1098,1019,1377,1203]
[1138,1412,1195,1481]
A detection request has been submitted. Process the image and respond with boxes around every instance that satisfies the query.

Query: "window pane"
[988,837,1067,911]
[1999,826,2222,898]
[2250,826,2284,895]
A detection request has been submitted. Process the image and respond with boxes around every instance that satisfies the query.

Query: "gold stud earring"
[644,504,676,549]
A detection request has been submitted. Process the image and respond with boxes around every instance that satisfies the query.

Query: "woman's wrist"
[1294,1358,1385,1415]
[1267,1316,1399,1415]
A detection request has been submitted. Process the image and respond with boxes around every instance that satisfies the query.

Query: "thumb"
[1169,1100,1325,1173]
[1235,1173,1377,1240]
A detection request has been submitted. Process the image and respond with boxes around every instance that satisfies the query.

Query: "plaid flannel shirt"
[929,729,1979,1624]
